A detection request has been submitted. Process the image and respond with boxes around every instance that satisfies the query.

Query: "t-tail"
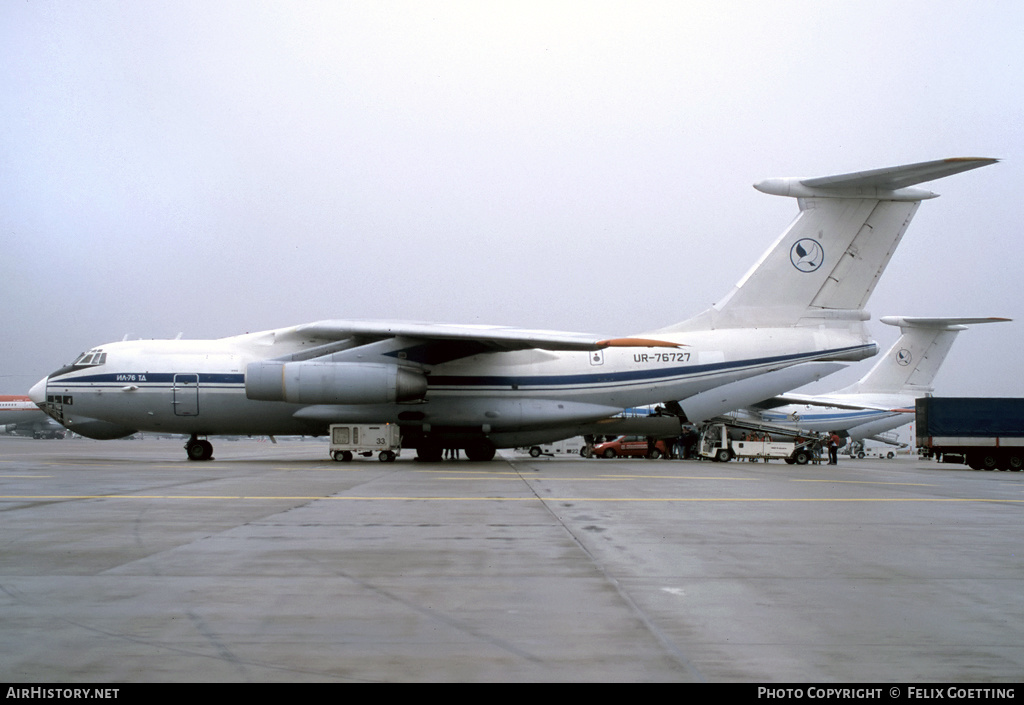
[836,316,1011,397]
[661,157,998,333]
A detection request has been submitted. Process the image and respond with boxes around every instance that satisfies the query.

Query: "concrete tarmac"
[1,435,1023,683]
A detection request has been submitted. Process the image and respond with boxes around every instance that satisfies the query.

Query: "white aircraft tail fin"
[663,158,997,333]
[838,316,1010,395]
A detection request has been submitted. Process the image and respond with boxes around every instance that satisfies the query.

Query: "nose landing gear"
[185,435,214,461]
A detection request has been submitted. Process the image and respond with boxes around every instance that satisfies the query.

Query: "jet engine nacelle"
[245,361,428,405]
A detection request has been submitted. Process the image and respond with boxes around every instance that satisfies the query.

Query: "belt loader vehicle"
[698,419,822,464]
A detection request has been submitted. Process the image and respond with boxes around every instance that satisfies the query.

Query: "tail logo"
[896,348,912,366]
[790,239,824,272]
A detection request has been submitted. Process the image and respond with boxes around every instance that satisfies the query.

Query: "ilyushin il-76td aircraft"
[30,157,997,461]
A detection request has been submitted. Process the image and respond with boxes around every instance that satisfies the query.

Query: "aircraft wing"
[265,320,681,364]
[755,392,905,413]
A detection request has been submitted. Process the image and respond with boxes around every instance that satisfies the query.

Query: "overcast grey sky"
[2,1,1021,399]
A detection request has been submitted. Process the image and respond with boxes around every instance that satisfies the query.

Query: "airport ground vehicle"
[846,445,897,460]
[591,435,670,459]
[698,420,820,464]
[329,423,402,462]
[842,435,903,459]
[518,436,587,458]
[916,398,1024,470]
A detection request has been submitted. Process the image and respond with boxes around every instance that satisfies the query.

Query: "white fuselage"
[741,392,914,441]
[33,324,875,446]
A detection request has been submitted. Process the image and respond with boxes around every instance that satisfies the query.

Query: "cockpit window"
[48,349,109,381]
[72,351,107,367]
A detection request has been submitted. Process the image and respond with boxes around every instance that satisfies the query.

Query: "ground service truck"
[698,419,822,464]
[916,397,1024,471]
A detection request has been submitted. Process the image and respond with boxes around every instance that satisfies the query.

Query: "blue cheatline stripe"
[47,344,875,391]
[761,409,897,424]
[428,344,875,388]
[48,372,247,384]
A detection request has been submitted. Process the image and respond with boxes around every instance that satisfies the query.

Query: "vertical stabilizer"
[662,158,997,332]
[837,316,1010,395]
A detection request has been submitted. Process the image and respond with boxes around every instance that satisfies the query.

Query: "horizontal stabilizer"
[879,316,1011,330]
[755,157,998,200]
[803,157,998,191]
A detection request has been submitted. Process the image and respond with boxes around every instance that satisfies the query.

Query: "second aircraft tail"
[836,316,1010,396]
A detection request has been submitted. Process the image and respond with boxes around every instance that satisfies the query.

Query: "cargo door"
[172,374,199,416]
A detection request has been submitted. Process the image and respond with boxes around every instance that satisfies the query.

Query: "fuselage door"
[172,374,199,416]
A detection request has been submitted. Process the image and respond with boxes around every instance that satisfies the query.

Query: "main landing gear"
[185,434,214,461]
[415,438,497,462]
